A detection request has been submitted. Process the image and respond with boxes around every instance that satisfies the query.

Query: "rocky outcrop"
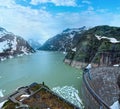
[64,25,120,68]
[39,26,87,52]
[0,27,35,61]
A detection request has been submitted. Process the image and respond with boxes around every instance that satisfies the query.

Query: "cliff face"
[63,25,120,108]
[64,25,120,68]
[92,49,120,66]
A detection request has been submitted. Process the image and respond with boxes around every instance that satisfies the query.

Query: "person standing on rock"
[110,74,120,109]
[84,64,92,80]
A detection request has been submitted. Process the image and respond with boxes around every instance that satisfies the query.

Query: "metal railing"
[83,71,110,109]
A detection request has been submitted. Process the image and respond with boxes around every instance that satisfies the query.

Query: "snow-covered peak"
[40,27,87,52]
[0,27,8,38]
[62,26,87,34]
[95,34,120,43]
[58,26,87,39]
[0,34,35,61]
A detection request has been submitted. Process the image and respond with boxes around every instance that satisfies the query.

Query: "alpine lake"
[0,51,82,96]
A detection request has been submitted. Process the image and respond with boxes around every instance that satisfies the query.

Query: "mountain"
[28,39,41,50]
[0,27,35,61]
[64,25,120,68]
[39,26,87,52]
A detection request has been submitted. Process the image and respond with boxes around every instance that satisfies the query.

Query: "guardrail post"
[100,105,103,109]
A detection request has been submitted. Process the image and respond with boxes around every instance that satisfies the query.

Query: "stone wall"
[81,67,120,109]
[64,59,88,69]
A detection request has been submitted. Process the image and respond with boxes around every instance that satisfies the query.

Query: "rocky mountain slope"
[64,25,120,68]
[0,27,35,61]
[39,26,87,52]
[28,39,41,50]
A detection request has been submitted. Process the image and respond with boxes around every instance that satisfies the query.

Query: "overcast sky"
[0,0,120,43]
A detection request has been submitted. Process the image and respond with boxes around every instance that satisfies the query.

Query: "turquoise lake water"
[0,51,82,96]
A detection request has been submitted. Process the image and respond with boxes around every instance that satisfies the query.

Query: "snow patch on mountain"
[72,47,76,52]
[0,36,18,53]
[11,36,17,51]
[69,33,75,38]
[95,34,120,43]
[0,41,9,53]
[17,54,24,57]
[21,46,28,55]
